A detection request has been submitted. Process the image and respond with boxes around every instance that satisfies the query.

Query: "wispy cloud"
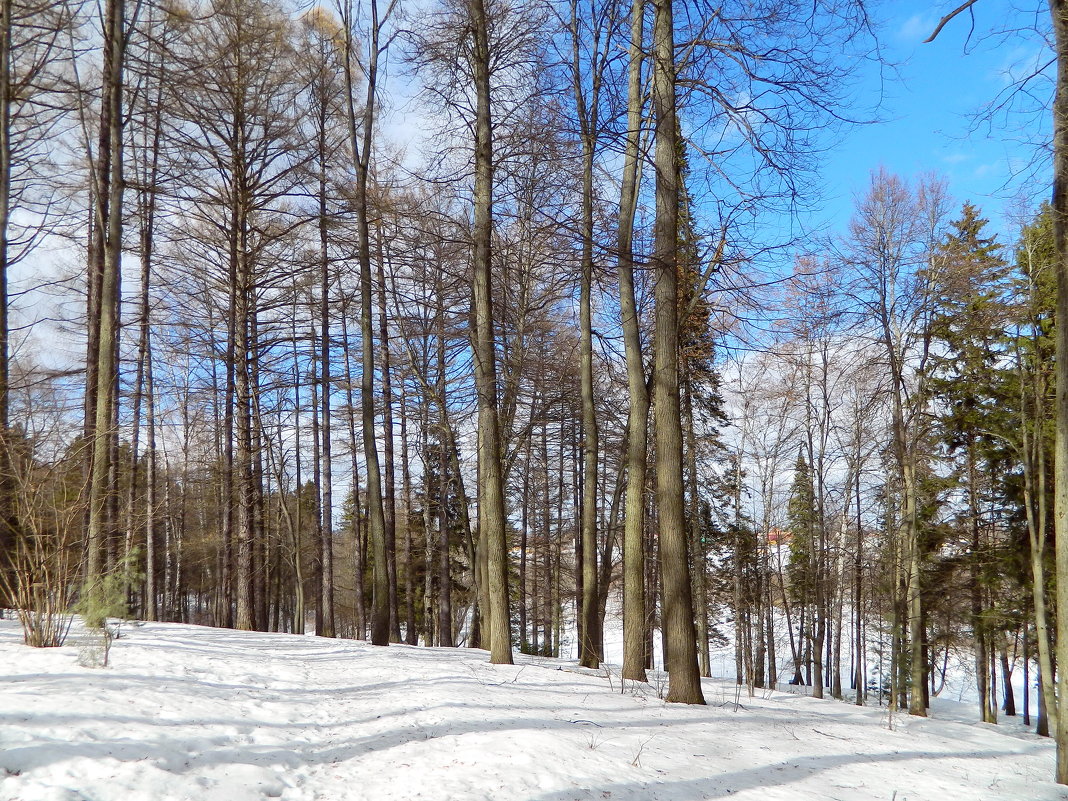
[897,13,938,44]
[973,161,1004,179]
[996,44,1053,88]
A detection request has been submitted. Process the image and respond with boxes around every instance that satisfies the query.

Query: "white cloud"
[897,13,938,44]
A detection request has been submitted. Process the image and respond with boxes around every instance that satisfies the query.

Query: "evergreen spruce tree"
[786,452,816,686]
[929,202,1012,723]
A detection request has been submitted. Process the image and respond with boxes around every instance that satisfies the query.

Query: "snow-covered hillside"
[0,619,1058,801]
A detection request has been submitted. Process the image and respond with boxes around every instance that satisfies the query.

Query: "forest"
[5,0,1068,788]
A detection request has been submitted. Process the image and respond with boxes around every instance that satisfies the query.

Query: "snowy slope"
[0,619,1059,801]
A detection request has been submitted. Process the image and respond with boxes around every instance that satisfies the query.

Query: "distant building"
[765,527,792,548]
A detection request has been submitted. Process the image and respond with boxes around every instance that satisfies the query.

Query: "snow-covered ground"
[0,618,1059,801]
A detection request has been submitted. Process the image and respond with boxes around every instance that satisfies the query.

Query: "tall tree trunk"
[469,0,512,665]
[127,209,151,618]
[969,441,994,722]
[619,0,648,684]
[375,235,400,642]
[143,323,157,621]
[311,329,325,633]
[519,451,529,650]
[343,0,389,646]
[1053,2,1068,778]
[0,0,14,596]
[250,309,268,632]
[319,145,336,638]
[854,457,864,704]
[570,0,602,671]
[683,372,709,678]
[233,204,255,631]
[832,514,845,700]
[540,420,552,654]
[597,463,624,633]
[286,314,305,633]
[1020,339,1056,732]
[436,328,453,647]
[885,319,925,715]
[905,457,925,715]
[400,377,417,644]
[341,302,366,638]
[87,0,126,584]
[421,410,436,647]
[131,56,164,620]
[437,410,453,647]
[221,221,237,629]
[1001,643,1016,716]
[651,0,703,705]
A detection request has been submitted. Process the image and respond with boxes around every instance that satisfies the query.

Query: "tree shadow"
[526,747,1039,800]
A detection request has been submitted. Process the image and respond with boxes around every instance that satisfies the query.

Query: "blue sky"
[812,0,1052,242]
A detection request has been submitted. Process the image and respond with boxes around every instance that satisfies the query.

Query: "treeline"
[5,0,1068,779]
[726,174,1057,736]
[1,0,875,704]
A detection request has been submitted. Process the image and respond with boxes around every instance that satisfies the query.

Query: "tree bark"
[1050,2,1068,779]
[1019,335,1056,731]
[569,0,602,671]
[400,377,417,644]
[343,0,389,646]
[375,228,400,642]
[436,327,453,646]
[0,0,13,594]
[468,0,512,665]
[318,119,336,638]
[619,0,648,685]
[683,371,709,678]
[86,0,126,584]
[233,196,255,631]
[651,0,703,705]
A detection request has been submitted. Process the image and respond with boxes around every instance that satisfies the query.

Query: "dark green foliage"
[786,453,816,607]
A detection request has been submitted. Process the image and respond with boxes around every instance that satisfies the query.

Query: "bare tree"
[166,0,306,630]
[338,0,398,647]
[0,0,74,597]
[842,169,950,716]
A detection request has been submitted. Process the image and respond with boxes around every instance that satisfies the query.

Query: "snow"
[0,618,1060,801]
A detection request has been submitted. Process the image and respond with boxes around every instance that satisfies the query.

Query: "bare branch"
[923,0,980,44]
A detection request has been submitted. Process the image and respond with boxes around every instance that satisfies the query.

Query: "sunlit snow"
[0,618,1056,801]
